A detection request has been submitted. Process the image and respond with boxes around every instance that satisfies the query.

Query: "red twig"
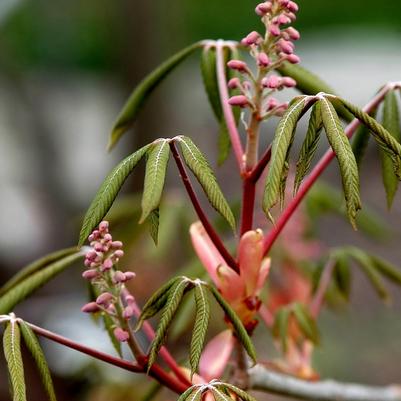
[262,85,393,256]
[169,141,239,273]
[240,178,256,235]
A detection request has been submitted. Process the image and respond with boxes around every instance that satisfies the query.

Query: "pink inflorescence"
[81,221,136,342]
[227,0,300,119]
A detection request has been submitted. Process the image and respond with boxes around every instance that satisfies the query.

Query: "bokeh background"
[0,1,401,400]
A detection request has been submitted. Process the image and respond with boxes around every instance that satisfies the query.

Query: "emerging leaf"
[3,320,26,401]
[140,140,170,223]
[19,321,57,401]
[177,136,236,230]
[320,98,361,228]
[109,42,202,150]
[78,144,150,246]
[263,97,308,221]
[370,256,401,286]
[291,303,319,345]
[272,307,290,352]
[332,252,352,301]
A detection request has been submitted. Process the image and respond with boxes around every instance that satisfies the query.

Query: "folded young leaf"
[177,136,236,230]
[0,247,77,297]
[291,303,319,345]
[0,252,84,314]
[380,91,401,208]
[272,307,290,353]
[190,283,210,377]
[108,41,202,150]
[19,321,57,401]
[351,113,375,170]
[320,98,361,228]
[294,102,323,194]
[78,144,150,246]
[340,98,401,179]
[370,256,401,286]
[263,97,308,221]
[140,140,170,223]
[148,278,189,369]
[3,320,26,401]
[209,286,256,363]
[332,252,352,301]
[147,208,160,245]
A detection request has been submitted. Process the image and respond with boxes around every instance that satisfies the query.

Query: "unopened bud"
[114,328,129,342]
[81,302,101,313]
[113,271,126,284]
[285,27,300,40]
[125,295,135,304]
[82,269,99,280]
[282,77,297,87]
[268,24,281,37]
[255,2,272,16]
[286,54,300,64]
[228,95,249,108]
[86,250,97,261]
[276,14,291,25]
[94,243,104,252]
[227,60,248,72]
[287,1,299,12]
[111,241,123,249]
[263,75,281,89]
[124,271,136,281]
[257,52,271,67]
[277,39,294,54]
[102,258,113,271]
[266,97,279,111]
[123,306,135,319]
[278,0,289,6]
[114,250,124,259]
[243,31,262,46]
[103,233,112,242]
[228,77,240,89]
[96,292,114,306]
[99,221,109,232]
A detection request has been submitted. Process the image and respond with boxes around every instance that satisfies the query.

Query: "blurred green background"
[0,1,401,401]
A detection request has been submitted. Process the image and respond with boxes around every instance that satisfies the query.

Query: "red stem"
[249,145,272,183]
[215,41,245,172]
[26,322,188,394]
[262,86,392,256]
[170,141,239,273]
[240,178,256,235]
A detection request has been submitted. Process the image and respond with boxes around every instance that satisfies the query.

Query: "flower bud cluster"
[227,0,300,119]
[81,221,136,342]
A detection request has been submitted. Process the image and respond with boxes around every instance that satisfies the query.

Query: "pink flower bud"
[124,271,136,281]
[114,328,129,342]
[227,60,248,72]
[228,95,249,108]
[257,52,271,67]
[266,97,279,111]
[278,0,289,6]
[277,39,294,54]
[125,294,135,304]
[113,271,126,284]
[287,12,297,21]
[103,233,112,242]
[99,221,109,232]
[287,1,299,12]
[84,259,92,267]
[227,77,240,89]
[263,75,281,89]
[96,292,114,306]
[114,250,124,259]
[123,306,134,319]
[86,250,97,261]
[94,243,104,252]
[282,77,297,87]
[277,14,291,25]
[255,2,272,16]
[111,241,123,249]
[243,31,262,46]
[275,102,289,116]
[82,269,99,280]
[81,302,101,313]
[102,258,113,271]
[286,54,300,64]
[268,24,281,37]
[285,27,300,40]
[89,230,100,240]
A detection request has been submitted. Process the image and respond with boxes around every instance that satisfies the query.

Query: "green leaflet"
[209,286,256,363]
[78,144,150,246]
[135,276,181,331]
[108,41,202,150]
[263,97,307,221]
[272,307,290,352]
[340,98,401,179]
[3,320,26,401]
[380,91,401,208]
[140,140,170,223]
[147,208,160,245]
[177,386,200,401]
[0,252,84,314]
[332,252,352,301]
[0,247,77,297]
[320,98,361,228]
[276,63,353,122]
[291,303,319,345]
[19,321,57,401]
[190,284,210,377]
[148,278,189,369]
[223,384,258,401]
[352,115,374,170]
[294,102,323,194]
[210,387,231,401]
[177,136,236,230]
[370,256,401,286]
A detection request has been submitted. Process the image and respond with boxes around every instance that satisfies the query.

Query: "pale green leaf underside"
[3,321,26,401]
[147,208,160,245]
[177,136,236,230]
[140,140,170,223]
[78,144,150,246]
[0,252,84,314]
[19,321,57,401]
[109,41,202,150]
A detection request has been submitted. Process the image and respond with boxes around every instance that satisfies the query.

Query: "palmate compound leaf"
[263,97,309,221]
[19,321,57,401]
[223,383,258,401]
[78,144,150,246]
[210,387,232,401]
[209,286,257,363]
[380,91,401,208]
[3,319,26,401]
[108,41,202,150]
[189,283,210,377]
[0,247,77,297]
[177,383,258,401]
[140,139,170,224]
[0,252,84,314]
[320,97,361,229]
[176,136,236,231]
[340,98,401,179]
[294,101,323,194]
